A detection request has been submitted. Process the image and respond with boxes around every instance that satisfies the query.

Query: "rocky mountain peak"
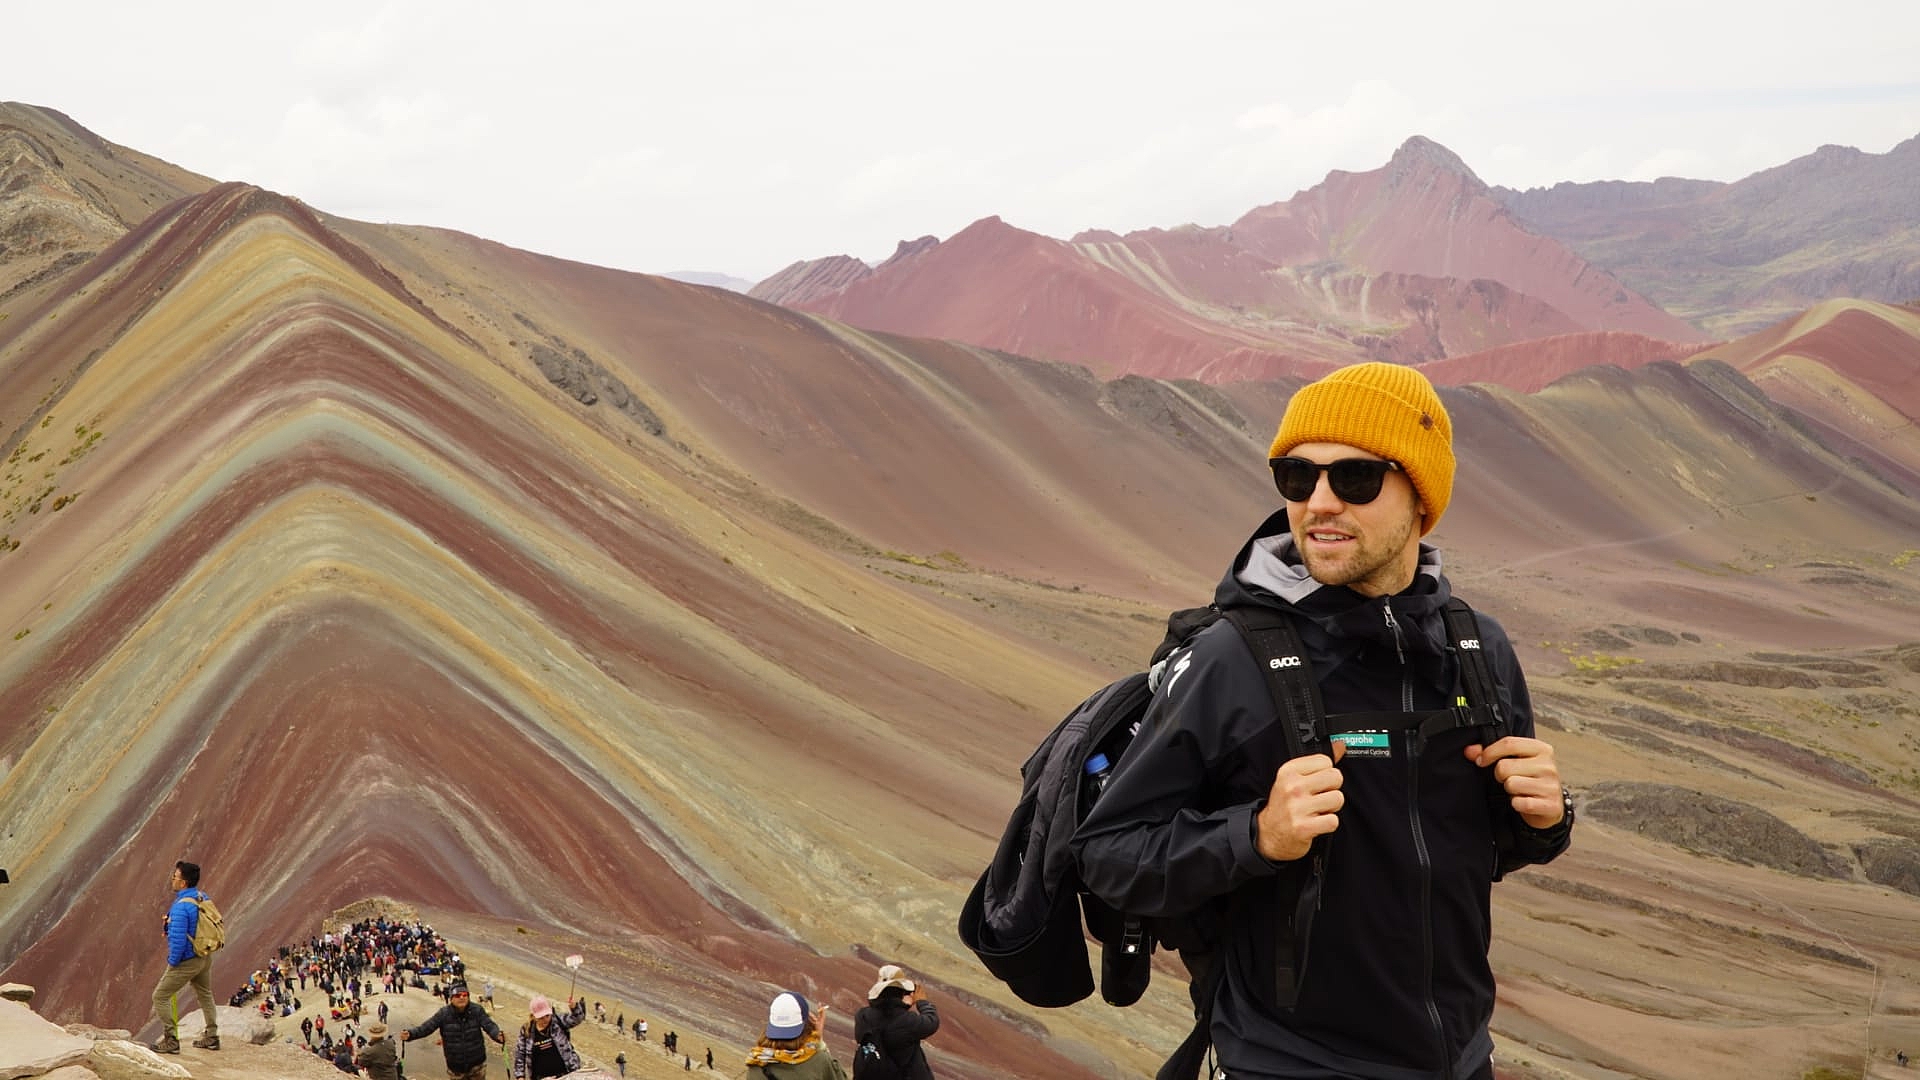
[746,252,872,304]
[1385,134,1488,194]
[878,233,939,268]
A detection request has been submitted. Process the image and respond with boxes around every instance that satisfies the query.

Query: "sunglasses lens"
[1329,460,1387,503]
[1273,459,1318,501]
[1271,458,1393,504]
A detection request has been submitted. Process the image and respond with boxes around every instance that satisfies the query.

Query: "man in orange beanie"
[1076,362,1571,1080]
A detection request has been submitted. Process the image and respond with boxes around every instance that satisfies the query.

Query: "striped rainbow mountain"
[4,102,1920,1079]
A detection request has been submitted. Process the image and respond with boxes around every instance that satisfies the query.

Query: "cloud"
[7,0,1920,275]
[1212,81,1470,201]
[237,94,492,218]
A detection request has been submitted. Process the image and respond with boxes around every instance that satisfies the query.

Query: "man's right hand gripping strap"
[1219,606,1329,1009]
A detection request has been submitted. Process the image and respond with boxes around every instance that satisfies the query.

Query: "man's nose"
[1303,471,1345,513]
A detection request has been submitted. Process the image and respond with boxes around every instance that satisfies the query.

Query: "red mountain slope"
[1688,299,1920,484]
[1229,137,1704,343]
[1422,330,1706,392]
[753,137,1703,387]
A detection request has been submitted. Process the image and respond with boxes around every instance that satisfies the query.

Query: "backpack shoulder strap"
[1441,597,1524,872]
[1440,597,1507,743]
[1209,606,1331,1015]
[1218,606,1327,758]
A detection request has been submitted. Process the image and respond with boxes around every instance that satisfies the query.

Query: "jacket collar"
[1220,510,1454,658]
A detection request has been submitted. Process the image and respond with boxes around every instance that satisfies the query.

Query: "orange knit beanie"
[1268,362,1455,535]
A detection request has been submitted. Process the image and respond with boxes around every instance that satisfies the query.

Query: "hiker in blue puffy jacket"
[150,859,220,1054]
[1074,363,1572,1080]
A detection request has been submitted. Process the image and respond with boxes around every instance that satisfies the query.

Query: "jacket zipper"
[1387,600,1451,1078]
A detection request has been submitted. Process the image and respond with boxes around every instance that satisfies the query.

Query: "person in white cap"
[511,995,582,1080]
[745,990,846,1079]
[853,965,939,1079]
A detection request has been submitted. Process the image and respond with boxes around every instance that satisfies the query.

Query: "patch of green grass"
[1675,559,1738,577]
[1569,653,1643,673]
[1,413,106,540]
[880,549,970,571]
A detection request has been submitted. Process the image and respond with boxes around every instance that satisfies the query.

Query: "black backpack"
[957,598,1509,1078]
[851,1006,911,1080]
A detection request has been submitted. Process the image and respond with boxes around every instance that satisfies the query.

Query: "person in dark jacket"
[853,965,940,1080]
[358,1021,400,1080]
[511,995,582,1079]
[401,980,506,1080]
[1074,362,1572,1080]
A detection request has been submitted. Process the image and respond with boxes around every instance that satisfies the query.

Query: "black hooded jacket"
[406,1000,503,1071]
[1072,512,1569,1079]
[855,993,939,1080]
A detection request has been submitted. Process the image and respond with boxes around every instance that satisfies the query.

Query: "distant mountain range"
[5,102,1920,1080]
[753,134,1920,387]
[662,270,755,293]
[1496,136,1920,337]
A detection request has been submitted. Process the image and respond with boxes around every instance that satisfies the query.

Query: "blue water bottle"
[1084,752,1114,807]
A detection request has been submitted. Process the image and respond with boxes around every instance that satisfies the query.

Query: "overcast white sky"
[12,1,1920,282]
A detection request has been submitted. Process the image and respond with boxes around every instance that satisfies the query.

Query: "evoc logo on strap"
[1458,638,1481,650]
[1270,656,1303,669]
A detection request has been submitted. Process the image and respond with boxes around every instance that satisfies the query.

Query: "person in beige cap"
[852,964,939,1079]
[357,1020,399,1080]
[1074,363,1572,1080]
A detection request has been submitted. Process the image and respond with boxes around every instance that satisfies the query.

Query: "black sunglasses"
[1270,456,1403,504]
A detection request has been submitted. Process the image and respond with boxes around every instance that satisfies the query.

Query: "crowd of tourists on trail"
[222,910,462,1022]
[150,865,946,1079]
[209,912,472,1064]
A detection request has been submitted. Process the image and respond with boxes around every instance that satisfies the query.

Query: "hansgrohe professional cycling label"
[1331,730,1392,758]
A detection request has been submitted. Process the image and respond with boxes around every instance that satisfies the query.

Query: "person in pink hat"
[511,995,582,1080]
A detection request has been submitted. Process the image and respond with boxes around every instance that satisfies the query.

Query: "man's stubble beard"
[1293,506,1421,595]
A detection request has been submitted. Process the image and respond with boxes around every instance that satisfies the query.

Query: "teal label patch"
[1332,730,1392,759]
